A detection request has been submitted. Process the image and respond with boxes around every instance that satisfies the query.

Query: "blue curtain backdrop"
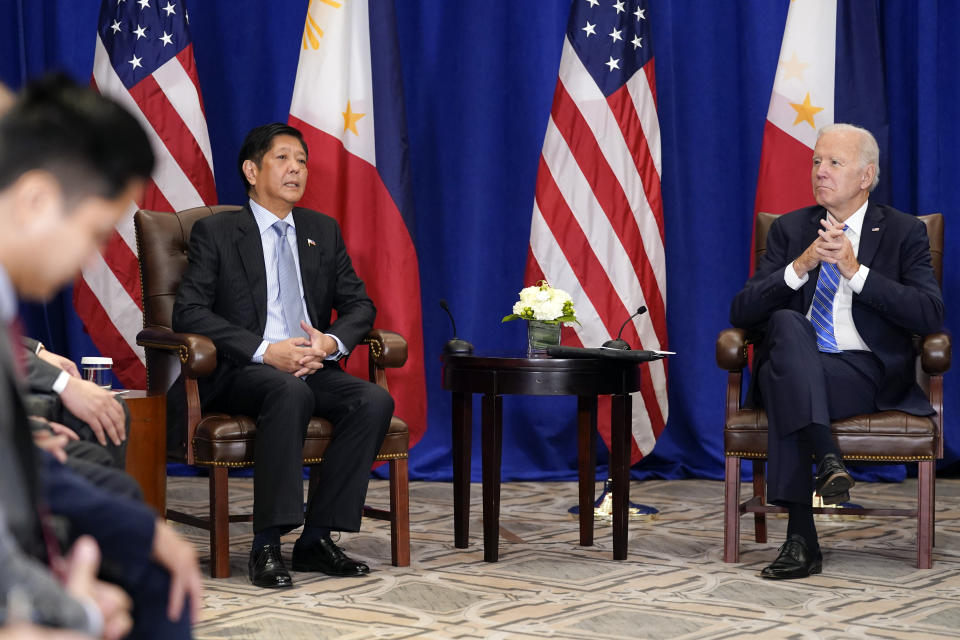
[2,1,957,483]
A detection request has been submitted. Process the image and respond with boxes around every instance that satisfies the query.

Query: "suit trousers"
[756,310,884,505]
[211,361,393,533]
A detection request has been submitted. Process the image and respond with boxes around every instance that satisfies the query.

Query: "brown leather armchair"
[717,212,950,569]
[134,205,410,577]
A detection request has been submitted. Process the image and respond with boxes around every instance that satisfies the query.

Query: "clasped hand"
[263,321,338,377]
[793,217,859,280]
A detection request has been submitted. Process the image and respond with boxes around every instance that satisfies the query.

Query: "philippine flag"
[753,0,890,235]
[288,0,427,448]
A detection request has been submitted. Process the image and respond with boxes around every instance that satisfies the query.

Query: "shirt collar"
[828,201,868,237]
[249,198,296,235]
[0,263,17,325]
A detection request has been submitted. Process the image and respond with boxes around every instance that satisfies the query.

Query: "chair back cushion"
[135,205,243,329]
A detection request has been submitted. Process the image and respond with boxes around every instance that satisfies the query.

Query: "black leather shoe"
[292,536,370,577]
[760,534,822,579]
[248,544,293,588]
[815,453,855,505]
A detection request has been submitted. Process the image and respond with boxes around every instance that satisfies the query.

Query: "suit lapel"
[293,208,326,325]
[236,207,268,331]
[856,202,885,268]
[800,207,826,312]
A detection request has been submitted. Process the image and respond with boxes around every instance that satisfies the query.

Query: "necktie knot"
[273,219,290,239]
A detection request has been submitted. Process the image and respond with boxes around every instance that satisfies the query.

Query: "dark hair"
[0,73,155,202]
[237,123,308,193]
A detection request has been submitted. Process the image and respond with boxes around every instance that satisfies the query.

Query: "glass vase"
[527,319,561,356]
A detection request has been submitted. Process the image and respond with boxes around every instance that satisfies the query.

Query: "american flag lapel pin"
[307,238,317,247]
[871,227,880,231]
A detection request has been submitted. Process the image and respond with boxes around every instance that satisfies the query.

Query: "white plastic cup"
[80,356,113,389]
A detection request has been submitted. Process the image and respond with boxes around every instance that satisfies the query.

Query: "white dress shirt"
[783,201,871,352]
[248,199,345,363]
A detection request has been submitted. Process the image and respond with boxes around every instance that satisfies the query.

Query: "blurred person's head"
[0,73,154,300]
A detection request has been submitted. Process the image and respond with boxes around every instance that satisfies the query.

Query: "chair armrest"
[364,329,408,368]
[716,328,749,371]
[137,326,217,378]
[921,331,951,376]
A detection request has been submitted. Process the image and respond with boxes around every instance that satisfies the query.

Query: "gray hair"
[817,123,880,191]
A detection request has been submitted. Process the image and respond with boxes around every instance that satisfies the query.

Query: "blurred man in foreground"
[0,74,202,637]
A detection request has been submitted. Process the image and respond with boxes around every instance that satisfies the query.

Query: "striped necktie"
[273,220,307,339]
[809,225,848,353]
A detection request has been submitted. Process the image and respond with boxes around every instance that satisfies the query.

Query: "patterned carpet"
[168,476,960,639]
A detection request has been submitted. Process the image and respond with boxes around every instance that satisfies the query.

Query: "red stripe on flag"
[141,179,174,213]
[126,75,217,204]
[607,82,664,242]
[100,230,143,310]
[176,45,208,115]
[551,80,667,350]
[643,62,658,110]
[290,117,427,448]
[72,277,145,389]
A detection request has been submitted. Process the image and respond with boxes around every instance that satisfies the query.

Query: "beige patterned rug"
[168,476,960,639]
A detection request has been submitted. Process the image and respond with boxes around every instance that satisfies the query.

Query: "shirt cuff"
[326,334,347,361]
[849,264,869,294]
[52,371,70,394]
[252,340,268,364]
[784,263,809,290]
[78,596,105,637]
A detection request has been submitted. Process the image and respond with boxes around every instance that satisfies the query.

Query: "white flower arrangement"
[502,280,578,325]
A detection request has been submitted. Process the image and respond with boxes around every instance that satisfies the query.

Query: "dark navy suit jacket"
[730,202,944,416]
[172,204,375,408]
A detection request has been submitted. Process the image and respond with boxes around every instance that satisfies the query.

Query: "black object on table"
[442,352,647,562]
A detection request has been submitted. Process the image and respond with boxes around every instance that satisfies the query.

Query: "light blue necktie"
[273,220,307,339]
[809,225,848,353]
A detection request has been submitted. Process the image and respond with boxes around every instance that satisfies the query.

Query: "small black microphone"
[440,299,474,355]
[601,306,647,350]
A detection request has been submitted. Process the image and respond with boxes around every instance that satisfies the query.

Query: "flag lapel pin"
[872,227,880,232]
[307,238,317,246]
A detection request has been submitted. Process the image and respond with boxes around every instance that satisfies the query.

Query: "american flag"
[525,0,667,462]
[78,0,216,388]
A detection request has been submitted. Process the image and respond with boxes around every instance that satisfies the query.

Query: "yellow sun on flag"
[789,92,824,129]
[342,101,366,135]
[302,0,343,50]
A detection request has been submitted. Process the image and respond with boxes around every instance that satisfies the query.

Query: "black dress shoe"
[248,544,293,588]
[815,453,855,505]
[760,534,822,579]
[292,535,370,577]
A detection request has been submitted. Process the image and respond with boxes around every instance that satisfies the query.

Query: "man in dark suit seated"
[0,73,201,638]
[173,123,393,588]
[730,123,944,579]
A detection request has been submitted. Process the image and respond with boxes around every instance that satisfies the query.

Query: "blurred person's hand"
[37,348,81,378]
[58,379,125,447]
[151,521,203,624]
[65,536,133,640]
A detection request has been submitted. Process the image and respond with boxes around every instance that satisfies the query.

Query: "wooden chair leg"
[752,459,767,543]
[389,457,410,567]
[918,460,934,569]
[723,456,741,563]
[209,467,231,578]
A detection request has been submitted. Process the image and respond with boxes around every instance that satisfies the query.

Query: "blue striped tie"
[273,220,307,339]
[809,225,847,353]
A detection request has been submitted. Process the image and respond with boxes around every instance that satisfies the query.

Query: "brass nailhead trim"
[139,341,189,363]
[193,452,408,467]
[726,451,933,462]
[364,337,383,359]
